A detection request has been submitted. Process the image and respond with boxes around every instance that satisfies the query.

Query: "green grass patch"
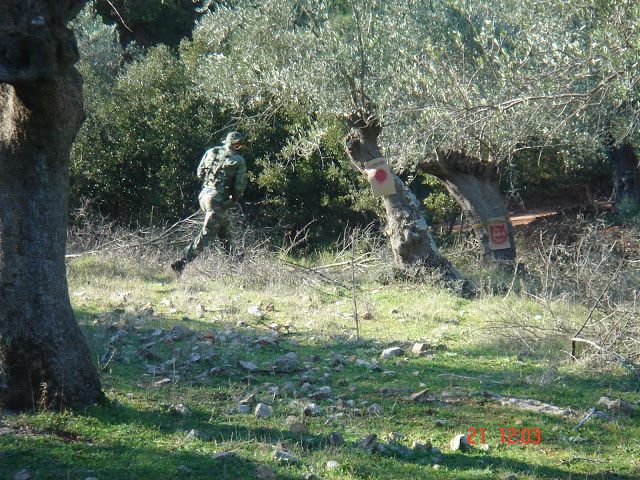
[2,251,639,480]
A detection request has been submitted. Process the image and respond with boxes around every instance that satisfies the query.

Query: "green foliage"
[71,41,225,225]
[506,145,613,195]
[95,0,214,47]
[616,197,640,223]
[71,0,640,240]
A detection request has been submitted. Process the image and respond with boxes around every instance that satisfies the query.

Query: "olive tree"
[0,0,104,410]
[182,0,464,279]
[183,0,640,266]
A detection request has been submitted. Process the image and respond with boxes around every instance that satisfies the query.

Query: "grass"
[1,235,640,479]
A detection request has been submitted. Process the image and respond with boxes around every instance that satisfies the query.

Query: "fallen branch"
[437,373,507,385]
[312,253,378,270]
[478,391,569,415]
[280,258,351,291]
[559,457,606,465]
[573,407,597,430]
[571,337,640,389]
[66,212,200,258]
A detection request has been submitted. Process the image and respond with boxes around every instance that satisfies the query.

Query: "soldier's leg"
[183,192,224,261]
[217,213,233,255]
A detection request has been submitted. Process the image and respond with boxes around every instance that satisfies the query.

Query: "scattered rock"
[412,441,432,451]
[255,336,277,348]
[449,434,471,452]
[170,324,194,340]
[256,465,276,480]
[326,460,341,470]
[387,432,405,444]
[412,343,435,357]
[597,396,635,415]
[274,450,297,465]
[248,305,265,317]
[154,378,171,387]
[368,404,383,416]
[186,429,203,440]
[303,403,322,416]
[380,347,403,359]
[169,403,191,416]
[357,434,378,451]
[255,403,273,418]
[408,389,437,403]
[238,360,259,372]
[13,470,31,480]
[212,451,237,461]
[290,422,309,435]
[326,432,344,445]
[355,358,371,367]
[310,386,332,400]
[238,404,251,414]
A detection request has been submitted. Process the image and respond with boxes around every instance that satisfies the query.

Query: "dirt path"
[509,208,559,227]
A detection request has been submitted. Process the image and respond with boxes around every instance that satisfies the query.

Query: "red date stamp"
[467,427,541,444]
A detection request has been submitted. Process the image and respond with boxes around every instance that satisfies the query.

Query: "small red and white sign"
[487,217,511,250]
[364,157,396,197]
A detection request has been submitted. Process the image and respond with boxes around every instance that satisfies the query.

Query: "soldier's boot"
[171,257,187,275]
[221,239,234,256]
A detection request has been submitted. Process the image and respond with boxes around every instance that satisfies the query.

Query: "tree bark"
[0,0,103,410]
[609,140,640,205]
[418,150,516,264]
[343,110,463,283]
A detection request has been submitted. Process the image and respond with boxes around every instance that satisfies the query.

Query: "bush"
[71,45,227,226]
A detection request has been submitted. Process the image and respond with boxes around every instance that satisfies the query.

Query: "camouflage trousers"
[183,189,232,261]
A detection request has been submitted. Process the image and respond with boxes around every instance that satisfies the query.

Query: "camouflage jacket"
[197,145,247,201]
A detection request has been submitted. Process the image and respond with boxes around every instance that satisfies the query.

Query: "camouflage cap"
[225,131,244,145]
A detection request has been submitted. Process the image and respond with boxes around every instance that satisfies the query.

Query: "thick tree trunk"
[609,140,640,205]
[343,111,463,283]
[0,0,103,410]
[418,150,516,264]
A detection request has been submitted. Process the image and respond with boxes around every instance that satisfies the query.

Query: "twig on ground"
[437,373,507,385]
[100,349,117,372]
[573,407,597,430]
[559,457,606,465]
[279,258,351,291]
[312,252,378,270]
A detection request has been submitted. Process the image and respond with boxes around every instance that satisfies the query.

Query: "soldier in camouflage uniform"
[171,131,248,274]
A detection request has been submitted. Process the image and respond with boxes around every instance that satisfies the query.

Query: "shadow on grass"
[3,398,633,480]
[47,306,638,480]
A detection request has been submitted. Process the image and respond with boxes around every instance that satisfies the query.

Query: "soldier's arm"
[196,150,211,179]
[233,155,248,198]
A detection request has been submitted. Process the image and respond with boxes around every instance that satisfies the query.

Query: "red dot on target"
[374,169,388,182]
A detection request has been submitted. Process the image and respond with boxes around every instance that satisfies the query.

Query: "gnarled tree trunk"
[343,111,463,283]
[0,0,103,410]
[418,150,516,264]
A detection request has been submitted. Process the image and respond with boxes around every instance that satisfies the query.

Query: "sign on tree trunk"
[364,157,396,197]
[487,217,511,250]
